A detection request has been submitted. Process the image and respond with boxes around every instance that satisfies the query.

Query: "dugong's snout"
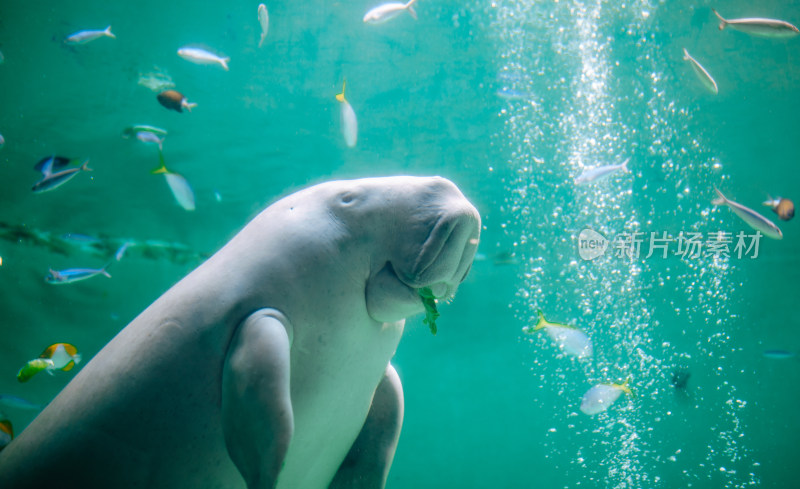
[364,177,481,323]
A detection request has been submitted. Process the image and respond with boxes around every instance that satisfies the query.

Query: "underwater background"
[1,0,798,487]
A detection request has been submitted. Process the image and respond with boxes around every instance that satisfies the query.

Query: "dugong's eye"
[340,191,357,205]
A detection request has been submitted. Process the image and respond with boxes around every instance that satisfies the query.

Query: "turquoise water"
[1,0,799,487]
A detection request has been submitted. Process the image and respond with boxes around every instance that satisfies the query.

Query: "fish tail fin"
[682,47,690,60]
[221,57,230,71]
[152,149,169,174]
[533,310,548,330]
[619,378,633,395]
[105,25,116,38]
[183,101,197,112]
[621,158,630,173]
[711,186,727,206]
[259,33,266,48]
[101,267,112,278]
[336,80,347,103]
[80,160,92,172]
[763,195,775,207]
[712,9,727,30]
[408,5,418,20]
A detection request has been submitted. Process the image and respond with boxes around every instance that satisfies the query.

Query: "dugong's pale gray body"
[0,176,480,489]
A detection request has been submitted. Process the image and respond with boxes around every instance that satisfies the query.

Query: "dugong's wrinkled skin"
[0,176,481,489]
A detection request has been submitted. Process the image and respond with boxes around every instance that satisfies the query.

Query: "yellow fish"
[17,343,82,383]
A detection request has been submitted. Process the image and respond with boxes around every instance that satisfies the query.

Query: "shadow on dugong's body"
[0,176,481,489]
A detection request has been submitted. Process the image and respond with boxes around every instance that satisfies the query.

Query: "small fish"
[0,417,12,451]
[32,160,91,193]
[258,3,269,48]
[363,0,420,24]
[114,242,132,261]
[137,70,175,92]
[336,81,358,148]
[65,25,116,45]
[17,343,81,382]
[61,233,100,244]
[177,46,230,71]
[574,158,630,185]
[763,349,796,359]
[45,266,111,284]
[152,161,196,211]
[135,131,164,151]
[712,187,783,240]
[121,125,167,139]
[763,196,795,221]
[522,311,593,359]
[683,48,718,95]
[580,379,631,415]
[0,394,44,411]
[157,90,197,113]
[0,133,5,148]
[712,9,799,38]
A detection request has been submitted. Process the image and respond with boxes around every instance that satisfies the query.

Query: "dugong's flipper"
[222,309,294,488]
[329,364,404,489]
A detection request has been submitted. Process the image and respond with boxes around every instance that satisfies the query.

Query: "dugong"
[0,176,481,489]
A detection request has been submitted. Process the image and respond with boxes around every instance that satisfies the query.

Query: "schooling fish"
[683,48,718,95]
[157,90,197,113]
[712,9,799,38]
[580,379,631,415]
[0,394,44,411]
[65,25,116,44]
[574,158,630,185]
[763,196,795,221]
[523,310,593,359]
[336,81,358,148]
[712,187,783,240]
[17,343,82,383]
[45,266,111,284]
[258,3,269,48]
[363,0,420,24]
[32,160,91,193]
[177,46,230,71]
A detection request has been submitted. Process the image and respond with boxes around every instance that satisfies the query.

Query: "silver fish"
[0,133,4,148]
[65,25,116,44]
[712,187,783,240]
[177,46,230,71]
[46,266,111,284]
[683,48,718,95]
[713,9,799,38]
[32,160,92,193]
[574,158,630,185]
[258,3,269,48]
[135,131,164,150]
[363,0,419,24]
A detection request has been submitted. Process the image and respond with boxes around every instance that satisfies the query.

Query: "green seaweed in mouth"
[418,287,440,335]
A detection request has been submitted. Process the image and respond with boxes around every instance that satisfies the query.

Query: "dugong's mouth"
[365,209,479,324]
